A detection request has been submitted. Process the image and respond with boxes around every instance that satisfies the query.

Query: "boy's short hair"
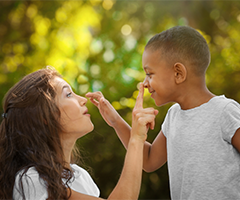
[145,26,211,76]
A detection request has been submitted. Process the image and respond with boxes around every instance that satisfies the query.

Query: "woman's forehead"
[51,77,68,89]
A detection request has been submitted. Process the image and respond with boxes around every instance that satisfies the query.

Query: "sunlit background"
[1,0,240,199]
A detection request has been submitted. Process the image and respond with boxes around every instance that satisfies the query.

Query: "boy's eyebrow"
[143,66,152,70]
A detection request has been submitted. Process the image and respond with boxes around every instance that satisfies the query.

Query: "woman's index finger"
[135,83,144,109]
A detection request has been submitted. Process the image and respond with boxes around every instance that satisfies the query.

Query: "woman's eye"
[146,73,152,77]
[67,92,72,97]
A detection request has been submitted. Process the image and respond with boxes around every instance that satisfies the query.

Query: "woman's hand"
[85,91,121,127]
[131,83,158,142]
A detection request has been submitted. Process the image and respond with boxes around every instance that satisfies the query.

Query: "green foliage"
[1,0,240,199]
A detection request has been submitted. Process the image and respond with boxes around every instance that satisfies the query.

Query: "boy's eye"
[146,73,152,77]
[67,92,72,97]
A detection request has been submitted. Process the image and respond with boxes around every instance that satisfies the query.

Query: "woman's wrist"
[129,134,146,146]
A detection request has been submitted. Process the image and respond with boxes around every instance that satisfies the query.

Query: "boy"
[87,26,240,200]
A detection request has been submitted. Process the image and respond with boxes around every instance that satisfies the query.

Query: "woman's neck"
[60,134,76,168]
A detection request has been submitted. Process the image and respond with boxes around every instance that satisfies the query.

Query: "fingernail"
[137,83,140,90]
[137,82,143,90]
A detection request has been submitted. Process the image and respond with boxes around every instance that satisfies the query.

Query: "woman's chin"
[87,123,94,133]
[90,124,94,132]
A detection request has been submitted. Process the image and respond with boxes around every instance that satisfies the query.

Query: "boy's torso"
[162,95,240,200]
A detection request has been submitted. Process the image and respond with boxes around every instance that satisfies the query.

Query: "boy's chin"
[154,100,162,107]
[154,99,169,107]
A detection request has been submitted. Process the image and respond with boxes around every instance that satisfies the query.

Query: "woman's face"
[52,76,94,138]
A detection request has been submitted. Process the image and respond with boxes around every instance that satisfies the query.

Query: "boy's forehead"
[143,48,162,59]
[142,49,164,65]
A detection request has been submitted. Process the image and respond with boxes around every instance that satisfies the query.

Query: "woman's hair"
[145,26,211,76]
[0,68,74,199]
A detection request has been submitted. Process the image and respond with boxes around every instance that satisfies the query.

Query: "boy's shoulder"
[168,95,240,114]
[211,95,240,110]
[168,103,181,112]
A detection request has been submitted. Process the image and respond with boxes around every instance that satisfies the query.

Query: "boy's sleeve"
[220,101,240,144]
[161,104,176,138]
[161,113,169,138]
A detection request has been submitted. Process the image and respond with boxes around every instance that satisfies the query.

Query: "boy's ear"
[173,62,187,84]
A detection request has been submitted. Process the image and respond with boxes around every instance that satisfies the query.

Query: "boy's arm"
[85,87,167,172]
[231,128,240,153]
[143,130,167,172]
[85,91,131,148]
[99,109,167,172]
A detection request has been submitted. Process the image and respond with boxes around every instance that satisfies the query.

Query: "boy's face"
[142,49,176,106]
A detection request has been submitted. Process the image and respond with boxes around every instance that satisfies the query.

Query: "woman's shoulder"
[70,163,85,172]
[70,164,100,197]
[15,167,41,182]
[71,164,89,174]
[70,164,93,180]
[13,167,48,200]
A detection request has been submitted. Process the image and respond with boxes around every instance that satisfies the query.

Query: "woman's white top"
[13,164,100,200]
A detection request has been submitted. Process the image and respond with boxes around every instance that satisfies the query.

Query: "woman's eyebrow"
[62,85,71,91]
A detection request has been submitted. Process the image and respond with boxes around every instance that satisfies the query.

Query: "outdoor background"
[1,0,240,199]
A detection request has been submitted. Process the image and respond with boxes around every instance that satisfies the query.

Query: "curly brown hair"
[0,68,74,199]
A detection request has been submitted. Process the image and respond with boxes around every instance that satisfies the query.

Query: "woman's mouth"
[83,109,90,116]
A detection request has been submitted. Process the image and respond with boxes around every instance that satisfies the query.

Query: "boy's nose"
[143,78,149,88]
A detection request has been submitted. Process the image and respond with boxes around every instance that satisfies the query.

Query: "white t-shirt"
[162,95,240,200]
[13,164,100,200]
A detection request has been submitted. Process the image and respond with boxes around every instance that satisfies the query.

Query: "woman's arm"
[86,84,167,173]
[75,83,156,200]
[69,137,144,200]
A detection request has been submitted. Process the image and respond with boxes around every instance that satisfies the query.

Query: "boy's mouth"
[148,89,155,98]
[148,89,155,94]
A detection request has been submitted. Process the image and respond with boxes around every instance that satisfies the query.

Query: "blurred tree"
[1,0,240,199]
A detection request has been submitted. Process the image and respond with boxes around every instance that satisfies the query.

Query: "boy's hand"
[85,91,121,127]
[131,83,158,141]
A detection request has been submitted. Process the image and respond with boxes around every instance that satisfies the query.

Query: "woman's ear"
[173,62,187,84]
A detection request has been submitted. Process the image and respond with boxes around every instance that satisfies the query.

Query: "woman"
[0,67,157,200]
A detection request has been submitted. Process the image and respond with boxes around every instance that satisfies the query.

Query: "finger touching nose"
[135,82,144,109]
[143,77,149,88]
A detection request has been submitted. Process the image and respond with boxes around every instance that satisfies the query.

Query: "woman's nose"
[78,96,87,106]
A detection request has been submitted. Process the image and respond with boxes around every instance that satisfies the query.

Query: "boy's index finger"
[85,92,102,101]
[135,83,144,109]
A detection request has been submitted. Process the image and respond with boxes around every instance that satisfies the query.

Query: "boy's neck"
[176,77,215,110]
[178,90,215,110]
